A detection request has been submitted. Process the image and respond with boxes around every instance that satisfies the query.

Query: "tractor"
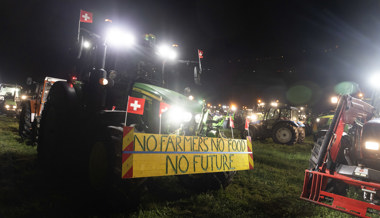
[37,25,253,193]
[18,77,66,144]
[301,95,380,217]
[245,104,305,145]
[0,83,22,116]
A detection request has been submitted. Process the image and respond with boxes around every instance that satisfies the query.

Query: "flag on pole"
[245,118,250,130]
[159,102,170,117]
[80,10,93,23]
[127,96,145,115]
[230,115,235,128]
[198,49,204,59]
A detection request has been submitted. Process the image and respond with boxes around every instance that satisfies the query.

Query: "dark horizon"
[1,0,379,112]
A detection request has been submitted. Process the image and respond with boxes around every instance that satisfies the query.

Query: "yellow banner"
[122,127,253,178]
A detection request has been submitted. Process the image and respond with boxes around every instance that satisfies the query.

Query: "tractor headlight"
[13,105,17,109]
[316,118,320,123]
[167,106,192,123]
[365,141,379,151]
[21,95,27,100]
[194,113,202,123]
[5,104,10,109]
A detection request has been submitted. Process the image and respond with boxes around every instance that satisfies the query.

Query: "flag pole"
[124,96,130,126]
[159,115,162,134]
[77,10,81,42]
[230,115,234,139]
[198,49,202,73]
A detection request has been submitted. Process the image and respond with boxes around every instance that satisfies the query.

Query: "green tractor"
[246,105,306,145]
[37,25,253,193]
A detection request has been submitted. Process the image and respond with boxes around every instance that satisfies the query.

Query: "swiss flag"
[80,10,93,23]
[230,116,235,128]
[159,102,170,117]
[245,118,250,130]
[127,96,145,115]
[198,49,203,59]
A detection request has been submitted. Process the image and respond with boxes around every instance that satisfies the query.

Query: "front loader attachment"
[301,169,380,217]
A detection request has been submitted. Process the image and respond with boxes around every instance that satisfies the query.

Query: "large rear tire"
[38,82,80,173]
[272,122,298,145]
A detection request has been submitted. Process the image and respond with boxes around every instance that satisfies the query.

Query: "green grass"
[0,115,352,217]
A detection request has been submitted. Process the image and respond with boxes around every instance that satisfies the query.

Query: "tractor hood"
[132,82,202,113]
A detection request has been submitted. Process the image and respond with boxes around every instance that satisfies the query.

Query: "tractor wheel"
[19,102,32,141]
[88,126,121,192]
[272,122,298,145]
[38,81,79,172]
[297,127,306,143]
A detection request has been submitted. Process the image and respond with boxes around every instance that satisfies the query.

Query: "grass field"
[0,115,350,217]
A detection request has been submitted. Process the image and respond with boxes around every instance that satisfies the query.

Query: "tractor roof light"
[83,40,91,49]
[369,74,380,89]
[156,45,177,60]
[270,102,278,107]
[331,96,338,104]
[105,27,135,48]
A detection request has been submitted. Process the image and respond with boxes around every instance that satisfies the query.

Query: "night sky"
[1,0,380,111]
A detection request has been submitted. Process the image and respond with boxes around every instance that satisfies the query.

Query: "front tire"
[19,102,32,141]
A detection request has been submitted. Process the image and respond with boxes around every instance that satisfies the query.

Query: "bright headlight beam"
[106,28,135,47]
[167,106,192,123]
[365,141,379,150]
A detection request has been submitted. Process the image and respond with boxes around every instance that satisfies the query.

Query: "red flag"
[127,96,145,115]
[245,118,250,130]
[198,49,204,59]
[80,10,93,23]
[159,102,170,117]
[230,116,234,128]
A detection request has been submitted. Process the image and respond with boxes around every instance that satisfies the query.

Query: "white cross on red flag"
[127,96,145,115]
[230,115,235,128]
[159,102,170,117]
[198,49,203,59]
[245,118,250,130]
[80,10,93,23]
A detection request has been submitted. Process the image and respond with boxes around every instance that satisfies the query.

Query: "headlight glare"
[167,106,192,123]
[365,141,379,150]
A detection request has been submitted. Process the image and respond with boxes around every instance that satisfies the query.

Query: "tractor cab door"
[264,108,280,129]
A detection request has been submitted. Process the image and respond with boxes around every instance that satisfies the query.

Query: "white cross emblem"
[130,100,141,111]
[82,13,90,21]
